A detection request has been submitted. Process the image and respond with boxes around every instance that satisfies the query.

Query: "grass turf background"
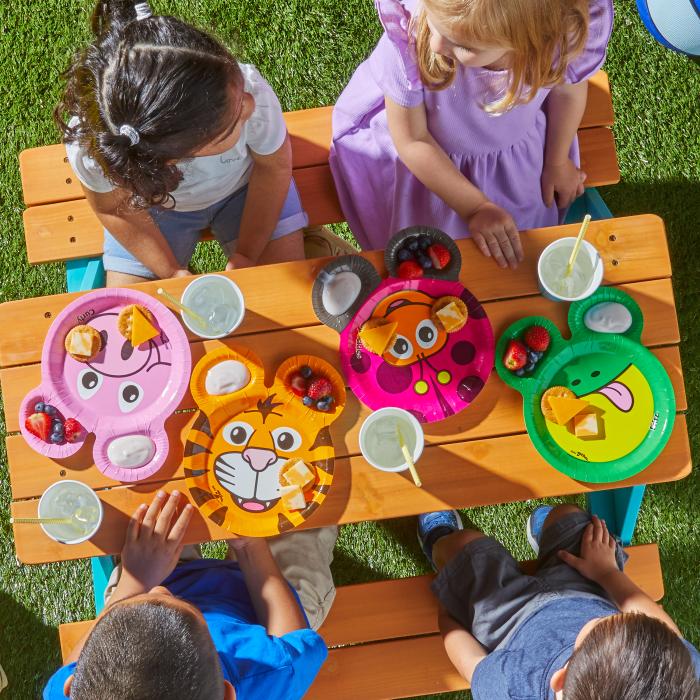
[0,1,698,697]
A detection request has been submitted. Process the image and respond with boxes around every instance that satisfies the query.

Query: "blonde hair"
[413,0,589,114]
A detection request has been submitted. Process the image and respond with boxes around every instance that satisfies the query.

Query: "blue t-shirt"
[43,560,327,700]
[472,596,700,699]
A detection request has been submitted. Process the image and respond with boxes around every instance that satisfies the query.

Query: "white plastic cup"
[180,274,245,339]
[537,238,603,302]
[38,480,103,545]
[359,407,425,472]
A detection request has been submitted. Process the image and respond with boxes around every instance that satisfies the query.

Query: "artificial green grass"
[0,1,698,697]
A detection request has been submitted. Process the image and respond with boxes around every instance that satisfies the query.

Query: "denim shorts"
[103,179,308,279]
[431,511,627,651]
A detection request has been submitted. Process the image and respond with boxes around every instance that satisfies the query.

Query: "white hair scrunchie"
[134,2,152,20]
[118,124,140,146]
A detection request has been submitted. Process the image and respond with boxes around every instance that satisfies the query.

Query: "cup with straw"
[537,214,603,302]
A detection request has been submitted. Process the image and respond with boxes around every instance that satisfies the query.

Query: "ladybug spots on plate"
[351,349,372,374]
[376,362,413,394]
[457,375,484,403]
[451,341,476,366]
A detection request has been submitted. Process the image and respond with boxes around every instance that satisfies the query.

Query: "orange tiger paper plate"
[184,345,346,537]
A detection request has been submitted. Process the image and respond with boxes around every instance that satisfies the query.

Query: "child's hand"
[466,201,523,270]
[558,515,619,584]
[120,491,194,593]
[541,160,586,209]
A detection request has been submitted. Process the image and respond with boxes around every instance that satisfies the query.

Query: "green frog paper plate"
[496,288,675,483]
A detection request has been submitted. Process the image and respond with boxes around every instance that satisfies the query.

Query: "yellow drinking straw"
[564,214,592,278]
[10,516,72,525]
[156,287,208,326]
[396,424,422,488]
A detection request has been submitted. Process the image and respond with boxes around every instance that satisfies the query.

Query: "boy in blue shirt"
[44,490,334,699]
[418,504,700,699]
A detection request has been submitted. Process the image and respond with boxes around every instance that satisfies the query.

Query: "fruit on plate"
[280,458,316,490]
[64,325,102,363]
[25,412,51,441]
[130,305,160,347]
[358,319,398,355]
[64,418,84,443]
[523,325,550,352]
[280,484,307,511]
[540,386,574,422]
[431,296,468,333]
[428,243,451,270]
[307,377,333,401]
[574,412,603,438]
[289,368,336,411]
[503,339,528,371]
[397,260,423,280]
[289,373,307,397]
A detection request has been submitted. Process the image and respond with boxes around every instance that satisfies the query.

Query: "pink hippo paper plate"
[19,288,191,482]
[312,227,494,423]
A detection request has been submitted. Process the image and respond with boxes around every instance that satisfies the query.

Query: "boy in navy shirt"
[44,491,334,699]
[418,504,700,699]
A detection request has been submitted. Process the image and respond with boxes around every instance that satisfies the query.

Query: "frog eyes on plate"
[572,370,602,386]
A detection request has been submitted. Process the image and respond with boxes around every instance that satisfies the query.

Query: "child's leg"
[212,179,307,265]
[266,526,337,631]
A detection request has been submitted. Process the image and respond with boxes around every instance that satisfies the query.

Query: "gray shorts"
[431,511,627,651]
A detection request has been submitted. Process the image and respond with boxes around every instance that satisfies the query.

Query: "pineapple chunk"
[281,485,307,511]
[574,412,603,439]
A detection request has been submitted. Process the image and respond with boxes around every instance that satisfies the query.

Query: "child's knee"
[543,504,586,532]
[434,529,485,569]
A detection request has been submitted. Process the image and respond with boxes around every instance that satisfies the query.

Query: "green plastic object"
[495,288,675,483]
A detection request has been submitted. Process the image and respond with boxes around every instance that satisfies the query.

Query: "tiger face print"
[184,345,345,537]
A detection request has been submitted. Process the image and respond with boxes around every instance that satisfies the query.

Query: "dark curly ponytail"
[55,1,243,208]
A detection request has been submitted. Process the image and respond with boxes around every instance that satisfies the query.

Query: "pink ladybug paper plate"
[312,228,494,423]
[19,288,191,482]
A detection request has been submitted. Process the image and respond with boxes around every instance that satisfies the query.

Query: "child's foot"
[417,510,463,570]
[526,505,554,555]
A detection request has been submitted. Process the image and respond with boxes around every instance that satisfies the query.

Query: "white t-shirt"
[65,64,287,211]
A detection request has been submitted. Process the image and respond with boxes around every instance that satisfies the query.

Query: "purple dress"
[330,0,613,250]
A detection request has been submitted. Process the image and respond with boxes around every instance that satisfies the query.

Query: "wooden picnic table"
[1,214,690,565]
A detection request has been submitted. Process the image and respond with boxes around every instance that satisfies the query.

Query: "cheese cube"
[280,459,315,490]
[574,412,603,438]
[281,485,307,511]
[548,396,589,425]
[69,331,94,357]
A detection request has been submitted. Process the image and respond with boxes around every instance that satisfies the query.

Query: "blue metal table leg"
[586,485,646,545]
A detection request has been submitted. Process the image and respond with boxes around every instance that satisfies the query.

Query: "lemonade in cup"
[359,407,424,472]
[537,238,603,302]
[180,274,245,339]
[38,479,103,545]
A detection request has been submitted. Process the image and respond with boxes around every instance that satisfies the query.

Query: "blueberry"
[407,239,420,252]
[534,351,544,360]
[316,400,330,412]
[418,236,431,250]
[44,405,56,416]
[52,422,64,435]
[527,350,538,363]
[302,396,314,407]
[323,395,334,405]
[525,361,536,373]
[300,365,313,379]
[397,248,412,262]
[515,368,526,377]
[34,402,45,413]
[49,433,63,444]
[419,257,433,270]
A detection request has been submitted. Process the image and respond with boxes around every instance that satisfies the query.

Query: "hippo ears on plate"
[312,255,382,332]
[384,227,462,282]
[568,288,644,343]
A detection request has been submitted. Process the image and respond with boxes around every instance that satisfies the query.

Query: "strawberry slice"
[25,412,51,441]
[307,377,333,401]
[63,418,84,443]
[427,243,451,270]
[503,339,528,371]
[289,373,307,397]
[397,260,423,279]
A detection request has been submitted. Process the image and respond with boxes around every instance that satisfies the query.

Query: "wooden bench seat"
[19,72,619,265]
[57,542,662,699]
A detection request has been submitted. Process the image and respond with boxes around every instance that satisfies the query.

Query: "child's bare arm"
[542,81,588,208]
[439,606,488,682]
[385,96,523,270]
[558,515,681,635]
[229,134,294,269]
[83,186,188,278]
[230,537,308,636]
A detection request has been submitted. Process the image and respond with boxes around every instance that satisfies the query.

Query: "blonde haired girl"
[330,0,613,268]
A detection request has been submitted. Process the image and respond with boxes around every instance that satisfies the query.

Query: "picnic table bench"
[7,70,689,700]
